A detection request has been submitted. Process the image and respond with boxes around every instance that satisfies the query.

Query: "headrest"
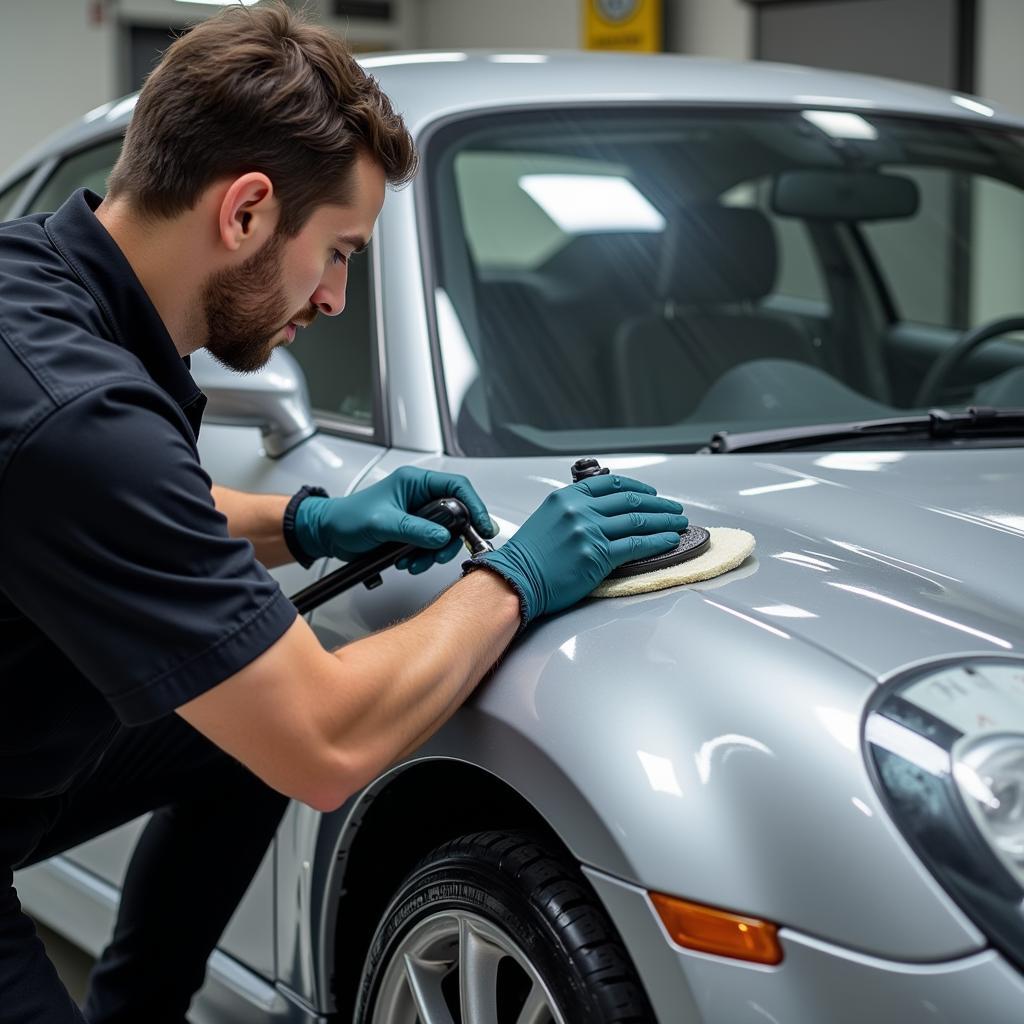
[658,205,778,305]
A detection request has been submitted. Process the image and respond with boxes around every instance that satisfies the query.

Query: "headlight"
[954,734,1024,884]
[866,659,1024,971]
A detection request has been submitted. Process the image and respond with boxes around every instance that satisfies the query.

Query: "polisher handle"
[288,497,491,615]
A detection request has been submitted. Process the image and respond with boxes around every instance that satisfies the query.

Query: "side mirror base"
[190,348,316,458]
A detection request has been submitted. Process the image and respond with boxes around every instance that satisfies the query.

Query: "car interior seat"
[472,231,661,431]
[612,204,823,425]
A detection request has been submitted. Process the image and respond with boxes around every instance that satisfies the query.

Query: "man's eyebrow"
[336,233,369,254]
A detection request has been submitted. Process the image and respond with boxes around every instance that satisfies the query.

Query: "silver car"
[6,51,1024,1024]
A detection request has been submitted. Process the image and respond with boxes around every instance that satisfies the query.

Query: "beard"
[201,230,316,374]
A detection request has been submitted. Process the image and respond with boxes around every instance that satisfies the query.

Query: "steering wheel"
[914,315,1024,408]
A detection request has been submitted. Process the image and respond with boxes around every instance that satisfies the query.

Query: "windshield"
[425,107,1024,456]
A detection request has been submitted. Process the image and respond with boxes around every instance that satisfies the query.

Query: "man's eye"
[330,248,347,266]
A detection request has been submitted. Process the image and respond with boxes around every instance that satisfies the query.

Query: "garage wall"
[977,0,1024,109]
[1,0,1022,182]
[669,0,752,61]
[411,0,753,58]
[0,3,116,179]
[411,0,579,50]
[0,0,417,181]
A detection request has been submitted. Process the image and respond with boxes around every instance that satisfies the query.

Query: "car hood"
[451,446,1024,680]
[321,445,1024,960]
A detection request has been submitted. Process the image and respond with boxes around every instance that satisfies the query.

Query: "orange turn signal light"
[650,892,783,965]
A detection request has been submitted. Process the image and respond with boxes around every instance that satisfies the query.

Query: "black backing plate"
[607,525,712,580]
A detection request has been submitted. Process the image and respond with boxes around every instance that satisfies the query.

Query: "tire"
[355,830,656,1024]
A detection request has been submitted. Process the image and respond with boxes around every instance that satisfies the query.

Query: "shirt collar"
[44,188,207,438]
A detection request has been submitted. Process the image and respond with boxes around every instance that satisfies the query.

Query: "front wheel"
[355,830,656,1024]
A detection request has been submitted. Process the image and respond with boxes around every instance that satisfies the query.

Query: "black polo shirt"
[0,189,297,801]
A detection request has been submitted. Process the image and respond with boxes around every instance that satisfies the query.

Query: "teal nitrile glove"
[465,473,687,630]
[294,466,498,573]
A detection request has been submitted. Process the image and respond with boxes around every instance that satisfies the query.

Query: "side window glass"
[721,178,828,306]
[0,173,32,221]
[28,139,123,214]
[288,249,377,431]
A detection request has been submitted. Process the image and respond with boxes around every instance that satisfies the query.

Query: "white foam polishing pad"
[591,527,756,598]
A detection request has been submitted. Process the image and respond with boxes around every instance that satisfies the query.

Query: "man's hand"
[469,473,687,628]
[294,466,498,572]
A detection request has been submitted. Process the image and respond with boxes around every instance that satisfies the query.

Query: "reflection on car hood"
[452,447,1024,678]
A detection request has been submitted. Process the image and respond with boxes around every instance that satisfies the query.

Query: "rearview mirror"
[771,170,919,221]
[190,347,315,458]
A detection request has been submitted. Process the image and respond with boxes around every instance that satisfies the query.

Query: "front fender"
[407,587,981,962]
[287,579,987,1012]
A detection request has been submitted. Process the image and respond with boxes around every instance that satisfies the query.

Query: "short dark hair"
[106,0,417,235]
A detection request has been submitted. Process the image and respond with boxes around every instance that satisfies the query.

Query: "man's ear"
[218,173,278,253]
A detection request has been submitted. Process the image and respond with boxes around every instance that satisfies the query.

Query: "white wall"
[0,2,116,178]
[668,0,751,61]
[976,0,1024,113]
[411,0,579,50]
[0,0,418,181]
[4,0,1023,182]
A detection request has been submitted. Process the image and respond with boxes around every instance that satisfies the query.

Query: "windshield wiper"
[701,406,1024,453]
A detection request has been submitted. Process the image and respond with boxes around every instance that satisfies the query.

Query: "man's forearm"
[176,560,523,812]
[323,567,522,777]
[211,485,293,568]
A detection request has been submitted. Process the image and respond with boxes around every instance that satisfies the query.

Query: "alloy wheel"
[371,909,567,1024]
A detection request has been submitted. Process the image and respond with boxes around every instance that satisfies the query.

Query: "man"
[0,4,687,1021]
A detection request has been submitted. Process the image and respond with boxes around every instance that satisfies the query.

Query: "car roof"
[361,51,1024,133]
[5,50,1023,186]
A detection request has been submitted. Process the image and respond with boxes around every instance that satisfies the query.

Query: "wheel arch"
[313,754,605,1018]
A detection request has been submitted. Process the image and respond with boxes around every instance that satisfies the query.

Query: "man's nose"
[312,279,345,317]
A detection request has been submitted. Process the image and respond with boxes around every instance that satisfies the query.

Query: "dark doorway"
[748,0,975,92]
[123,23,186,94]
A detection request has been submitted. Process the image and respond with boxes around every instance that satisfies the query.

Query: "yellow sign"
[584,0,662,53]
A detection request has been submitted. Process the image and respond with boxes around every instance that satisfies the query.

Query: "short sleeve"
[0,380,297,725]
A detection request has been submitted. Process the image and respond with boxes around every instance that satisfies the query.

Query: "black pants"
[0,715,289,1023]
